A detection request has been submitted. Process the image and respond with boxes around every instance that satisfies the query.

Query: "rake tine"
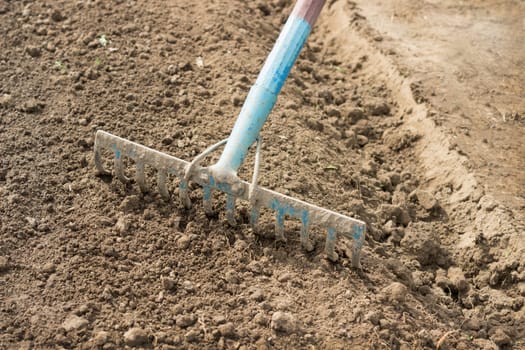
[94,148,110,175]
[350,224,365,269]
[157,169,170,200]
[275,210,286,242]
[114,150,130,183]
[135,162,148,192]
[325,227,338,262]
[179,180,191,208]
[300,213,314,252]
[203,185,213,215]
[226,194,236,226]
[250,205,260,231]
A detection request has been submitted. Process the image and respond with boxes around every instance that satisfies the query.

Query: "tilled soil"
[0,0,523,349]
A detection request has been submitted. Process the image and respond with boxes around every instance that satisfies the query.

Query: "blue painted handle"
[214,3,322,175]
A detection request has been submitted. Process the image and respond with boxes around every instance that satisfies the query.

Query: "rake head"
[94,130,366,268]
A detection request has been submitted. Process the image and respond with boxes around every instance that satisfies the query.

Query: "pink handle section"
[291,0,326,26]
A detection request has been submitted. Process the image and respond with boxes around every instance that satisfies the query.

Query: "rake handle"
[213,0,326,175]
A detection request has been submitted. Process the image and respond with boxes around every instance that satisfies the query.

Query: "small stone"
[0,94,12,108]
[356,134,368,146]
[347,107,365,123]
[62,315,89,332]
[380,282,408,304]
[119,195,140,212]
[0,256,9,272]
[162,136,173,145]
[162,277,177,291]
[26,46,42,58]
[165,34,177,44]
[218,322,236,338]
[42,262,56,274]
[124,327,150,347]
[182,280,195,293]
[176,313,197,328]
[177,235,191,250]
[490,328,512,348]
[114,216,130,234]
[50,9,64,21]
[414,189,438,211]
[270,312,298,334]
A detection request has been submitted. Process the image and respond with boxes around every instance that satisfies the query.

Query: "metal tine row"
[96,135,358,265]
[97,145,178,201]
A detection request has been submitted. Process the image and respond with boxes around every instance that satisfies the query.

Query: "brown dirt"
[0,0,523,349]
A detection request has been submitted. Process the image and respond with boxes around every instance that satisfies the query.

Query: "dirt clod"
[366,101,390,115]
[90,331,110,347]
[0,94,12,108]
[50,9,64,21]
[119,195,140,212]
[124,327,150,347]
[380,282,408,304]
[447,267,469,293]
[61,315,89,332]
[25,46,41,58]
[401,223,445,266]
[489,328,512,348]
[114,215,130,234]
[20,99,44,113]
[41,262,56,274]
[413,189,438,211]
[217,322,236,338]
[162,277,177,291]
[176,314,197,328]
[271,312,298,334]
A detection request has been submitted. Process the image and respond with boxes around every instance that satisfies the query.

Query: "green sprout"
[54,60,67,72]
[95,57,102,66]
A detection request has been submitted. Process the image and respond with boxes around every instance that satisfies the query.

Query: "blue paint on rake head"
[327,227,336,241]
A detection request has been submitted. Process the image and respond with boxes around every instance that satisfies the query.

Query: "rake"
[94,0,366,268]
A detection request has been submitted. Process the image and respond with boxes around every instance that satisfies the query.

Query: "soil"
[0,0,523,349]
